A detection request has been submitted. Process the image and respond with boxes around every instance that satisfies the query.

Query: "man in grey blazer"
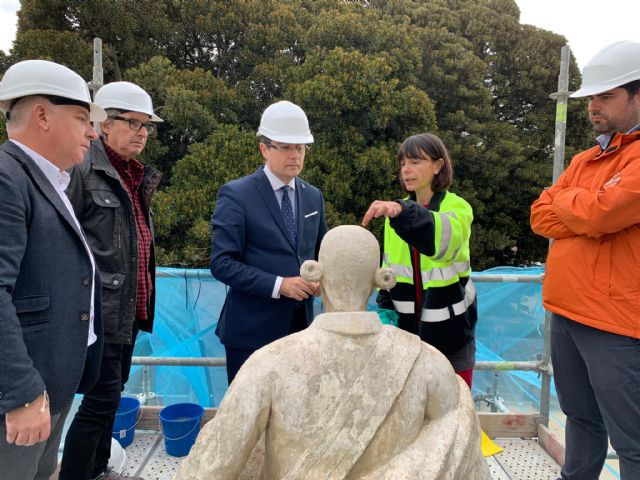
[0,60,106,479]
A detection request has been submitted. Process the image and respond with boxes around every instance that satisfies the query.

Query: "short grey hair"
[5,96,41,134]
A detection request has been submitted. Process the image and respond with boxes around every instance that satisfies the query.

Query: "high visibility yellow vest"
[382,191,473,290]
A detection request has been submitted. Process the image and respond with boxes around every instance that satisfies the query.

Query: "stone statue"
[175,225,489,480]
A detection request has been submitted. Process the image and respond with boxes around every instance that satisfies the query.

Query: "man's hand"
[5,394,50,446]
[362,200,403,227]
[280,276,319,301]
[603,172,621,190]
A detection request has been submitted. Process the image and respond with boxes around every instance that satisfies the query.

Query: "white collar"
[10,139,71,192]
[263,165,296,192]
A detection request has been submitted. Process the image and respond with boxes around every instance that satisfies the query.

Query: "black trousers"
[59,327,138,480]
[225,305,307,384]
[552,314,640,480]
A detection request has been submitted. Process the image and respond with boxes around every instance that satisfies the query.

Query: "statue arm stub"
[173,357,273,480]
[358,344,488,480]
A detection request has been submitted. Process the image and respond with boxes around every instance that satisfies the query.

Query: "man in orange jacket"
[531,41,640,480]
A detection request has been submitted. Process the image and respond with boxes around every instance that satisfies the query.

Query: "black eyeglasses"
[266,144,309,154]
[110,116,156,134]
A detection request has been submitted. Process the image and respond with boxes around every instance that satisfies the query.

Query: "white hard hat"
[0,59,106,122]
[95,81,163,122]
[571,41,640,98]
[257,100,313,144]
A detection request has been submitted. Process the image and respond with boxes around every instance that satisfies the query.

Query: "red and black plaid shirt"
[104,143,153,322]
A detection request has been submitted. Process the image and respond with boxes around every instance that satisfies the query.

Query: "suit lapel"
[253,168,296,251]
[1,142,85,240]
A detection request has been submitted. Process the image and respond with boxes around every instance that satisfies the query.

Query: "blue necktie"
[281,185,297,248]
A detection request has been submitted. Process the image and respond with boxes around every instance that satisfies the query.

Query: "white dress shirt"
[263,165,296,299]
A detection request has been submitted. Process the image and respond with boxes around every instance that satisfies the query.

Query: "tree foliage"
[3,0,594,269]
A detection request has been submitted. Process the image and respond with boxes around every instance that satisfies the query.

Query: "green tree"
[4,0,594,269]
[125,56,238,174]
[0,116,6,144]
[370,0,591,267]
[10,29,95,78]
[0,50,9,74]
[153,124,260,265]
[16,0,172,80]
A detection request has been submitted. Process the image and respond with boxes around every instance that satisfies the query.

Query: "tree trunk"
[109,43,122,81]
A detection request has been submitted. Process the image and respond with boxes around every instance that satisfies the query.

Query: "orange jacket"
[531,131,640,339]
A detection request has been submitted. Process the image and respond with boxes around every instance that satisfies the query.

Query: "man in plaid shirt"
[60,82,163,480]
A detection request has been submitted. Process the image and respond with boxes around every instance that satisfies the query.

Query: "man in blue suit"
[211,100,328,383]
[0,60,104,479]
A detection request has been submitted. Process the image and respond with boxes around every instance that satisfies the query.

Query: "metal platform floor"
[118,432,561,480]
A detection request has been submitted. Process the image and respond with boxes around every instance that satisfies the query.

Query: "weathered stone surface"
[175,225,489,480]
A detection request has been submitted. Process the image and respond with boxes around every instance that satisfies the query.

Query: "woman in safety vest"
[362,133,477,387]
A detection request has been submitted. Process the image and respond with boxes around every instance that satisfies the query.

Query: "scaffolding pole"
[88,38,104,136]
[538,45,572,428]
[550,45,571,184]
[88,38,104,99]
[155,269,544,283]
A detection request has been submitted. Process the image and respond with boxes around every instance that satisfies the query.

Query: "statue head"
[301,225,395,312]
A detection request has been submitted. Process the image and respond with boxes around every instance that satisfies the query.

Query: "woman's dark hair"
[397,133,453,192]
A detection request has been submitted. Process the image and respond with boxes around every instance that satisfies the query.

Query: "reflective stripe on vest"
[383,253,413,279]
[392,299,414,314]
[383,254,471,286]
[420,280,476,323]
[433,211,456,261]
[420,261,471,284]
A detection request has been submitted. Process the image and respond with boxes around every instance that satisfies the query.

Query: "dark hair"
[257,135,272,145]
[397,133,453,192]
[621,79,640,97]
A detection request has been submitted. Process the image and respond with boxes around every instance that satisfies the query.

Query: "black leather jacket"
[66,139,162,344]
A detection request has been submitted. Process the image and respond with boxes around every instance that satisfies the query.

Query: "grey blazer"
[0,141,103,416]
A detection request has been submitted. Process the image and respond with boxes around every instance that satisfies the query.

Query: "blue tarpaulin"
[127,266,552,410]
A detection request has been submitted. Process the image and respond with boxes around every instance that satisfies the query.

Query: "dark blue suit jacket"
[0,141,103,416]
[211,167,328,351]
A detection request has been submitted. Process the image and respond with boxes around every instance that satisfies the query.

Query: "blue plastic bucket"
[112,396,140,448]
[159,403,204,457]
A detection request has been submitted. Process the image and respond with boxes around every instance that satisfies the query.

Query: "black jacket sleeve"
[389,200,437,257]
[376,288,395,310]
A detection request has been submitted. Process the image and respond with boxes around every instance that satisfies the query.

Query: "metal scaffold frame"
[135,272,552,406]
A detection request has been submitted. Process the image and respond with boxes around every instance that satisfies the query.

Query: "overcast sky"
[516,0,639,69]
[0,0,18,54]
[0,0,638,70]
